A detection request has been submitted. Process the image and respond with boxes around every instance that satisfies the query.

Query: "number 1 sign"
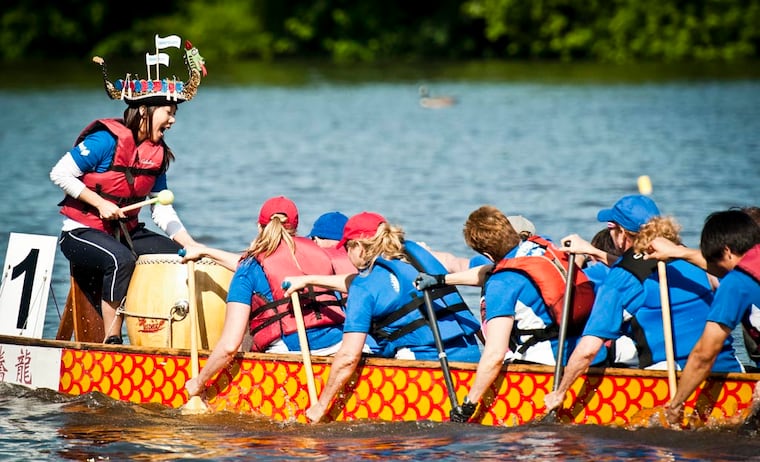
[0,233,58,338]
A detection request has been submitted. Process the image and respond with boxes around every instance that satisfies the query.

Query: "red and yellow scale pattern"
[58,348,757,426]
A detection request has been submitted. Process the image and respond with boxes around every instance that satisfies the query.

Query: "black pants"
[59,225,180,304]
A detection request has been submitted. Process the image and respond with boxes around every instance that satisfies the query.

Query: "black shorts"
[59,225,180,303]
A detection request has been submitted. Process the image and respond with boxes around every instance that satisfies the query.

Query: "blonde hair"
[348,222,407,269]
[242,213,297,260]
[632,216,682,254]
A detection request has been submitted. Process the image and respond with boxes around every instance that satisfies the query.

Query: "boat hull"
[1,334,756,426]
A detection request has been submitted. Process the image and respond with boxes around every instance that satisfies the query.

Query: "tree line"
[2,0,758,63]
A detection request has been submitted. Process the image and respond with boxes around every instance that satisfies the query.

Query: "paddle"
[545,240,576,421]
[282,282,319,405]
[421,288,462,415]
[182,259,208,414]
[658,260,677,399]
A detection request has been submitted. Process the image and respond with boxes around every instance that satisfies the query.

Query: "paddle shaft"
[552,245,576,393]
[188,260,200,377]
[183,259,207,412]
[657,260,677,400]
[422,289,461,412]
[291,292,319,405]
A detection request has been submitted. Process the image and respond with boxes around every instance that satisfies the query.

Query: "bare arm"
[645,237,707,270]
[180,244,242,272]
[430,250,472,273]
[444,264,494,287]
[560,234,614,266]
[283,274,357,296]
[305,332,366,423]
[665,322,729,425]
[544,335,604,412]
[185,301,250,397]
[465,316,512,403]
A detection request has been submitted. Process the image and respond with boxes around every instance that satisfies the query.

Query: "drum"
[124,254,233,349]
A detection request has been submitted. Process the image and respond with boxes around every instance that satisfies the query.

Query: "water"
[1,62,759,459]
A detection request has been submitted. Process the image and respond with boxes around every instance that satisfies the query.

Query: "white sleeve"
[151,202,186,238]
[49,153,86,198]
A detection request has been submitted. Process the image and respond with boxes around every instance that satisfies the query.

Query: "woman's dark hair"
[700,210,760,264]
[590,227,620,257]
[123,105,176,166]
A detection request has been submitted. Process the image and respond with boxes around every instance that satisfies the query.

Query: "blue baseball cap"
[597,194,660,232]
[307,211,349,241]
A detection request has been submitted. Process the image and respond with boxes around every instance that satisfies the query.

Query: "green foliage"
[0,0,758,63]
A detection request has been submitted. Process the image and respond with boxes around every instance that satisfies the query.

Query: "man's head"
[463,205,520,261]
[700,209,760,277]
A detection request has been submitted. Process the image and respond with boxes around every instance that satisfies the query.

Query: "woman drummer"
[50,36,206,344]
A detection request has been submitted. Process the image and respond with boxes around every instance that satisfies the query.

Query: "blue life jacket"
[369,242,480,357]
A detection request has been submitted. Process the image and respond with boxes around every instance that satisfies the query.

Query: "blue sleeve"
[707,270,759,330]
[582,266,645,340]
[483,273,521,320]
[343,282,376,333]
[226,258,272,304]
[70,130,117,173]
[152,173,168,192]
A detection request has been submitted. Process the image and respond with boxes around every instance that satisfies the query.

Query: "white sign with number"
[0,233,58,338]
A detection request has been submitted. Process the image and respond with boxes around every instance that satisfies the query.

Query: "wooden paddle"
[290,291,319,405]
[545,241,576,421]
[658,260,677,400]
[421,288,461,414]
[182,259,208,414]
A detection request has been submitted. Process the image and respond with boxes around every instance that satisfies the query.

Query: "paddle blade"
[627,406,669,429]
[181,396,209,415]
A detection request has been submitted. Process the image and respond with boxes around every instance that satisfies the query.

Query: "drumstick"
[119,189,174,213]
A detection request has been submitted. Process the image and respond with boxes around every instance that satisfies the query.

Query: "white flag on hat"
[145,52,170,67]
[155,34,181,50]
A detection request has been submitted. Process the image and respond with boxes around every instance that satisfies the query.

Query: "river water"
[1,61,759,460]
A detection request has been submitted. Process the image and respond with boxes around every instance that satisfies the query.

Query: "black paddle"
[546,241,576,422]
[421,288,462,415]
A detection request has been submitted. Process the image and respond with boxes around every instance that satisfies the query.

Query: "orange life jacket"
[489,236,595,335]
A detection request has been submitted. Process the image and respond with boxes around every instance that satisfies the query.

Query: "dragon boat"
[1,332,758,427]
[0,243,758,428]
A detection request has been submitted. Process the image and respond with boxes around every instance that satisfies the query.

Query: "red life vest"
[248,237,346,352]
[59,119,167,234]
[322,246,358,274]
[737,244,760,360]
[490,236,595,335]
[737,244,760,284]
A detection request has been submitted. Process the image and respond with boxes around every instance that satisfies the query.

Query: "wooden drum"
[124,254,233,349]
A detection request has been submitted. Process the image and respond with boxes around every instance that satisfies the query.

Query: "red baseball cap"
[336,212,386,249]
[258,196,299,228]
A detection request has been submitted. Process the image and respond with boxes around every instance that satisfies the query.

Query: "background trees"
[2,0,758,62]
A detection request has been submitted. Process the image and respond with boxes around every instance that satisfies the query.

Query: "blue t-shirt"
[583,262,611,294]
[707,270,760,334]
[227,257,343,350]
[72,130,168,191]
[582,265,644,340]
